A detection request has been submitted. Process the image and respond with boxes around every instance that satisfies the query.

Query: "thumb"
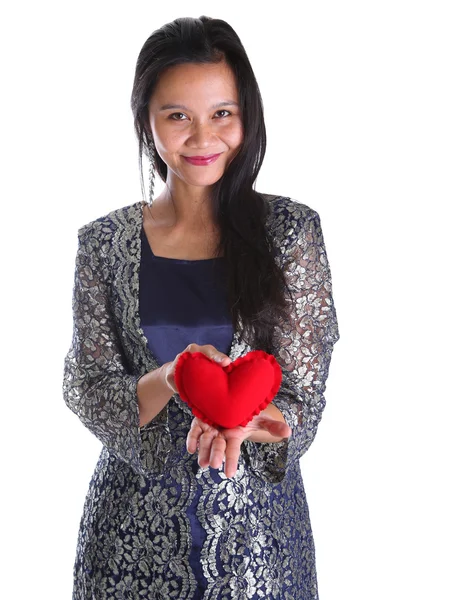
[258,418,292,439]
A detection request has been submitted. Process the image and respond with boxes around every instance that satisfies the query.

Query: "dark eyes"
[169,109,232,121]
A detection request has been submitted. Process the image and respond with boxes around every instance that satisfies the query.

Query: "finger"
[197,431,217,468]
[185,343,198,350]
[209,436,227,469]
[201,344,232,366]
[223,437,243,478]
[213,354,231,366]
[186,421,203,454]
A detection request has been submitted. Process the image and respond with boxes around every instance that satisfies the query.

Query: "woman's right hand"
[162,343,232,395]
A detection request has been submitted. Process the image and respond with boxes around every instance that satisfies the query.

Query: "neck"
[150,184,218,232]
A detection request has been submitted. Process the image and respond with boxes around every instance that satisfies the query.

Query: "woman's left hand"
[186,412,292,478]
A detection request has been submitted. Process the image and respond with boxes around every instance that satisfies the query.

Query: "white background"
[1,1,449,598]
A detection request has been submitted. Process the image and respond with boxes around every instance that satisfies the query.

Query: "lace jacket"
[62,194,340,599]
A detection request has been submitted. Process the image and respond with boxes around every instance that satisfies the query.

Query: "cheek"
[154,128,184,155]
[224,121,244,147]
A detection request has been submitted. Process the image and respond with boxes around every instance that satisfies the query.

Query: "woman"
[63,15,340,600]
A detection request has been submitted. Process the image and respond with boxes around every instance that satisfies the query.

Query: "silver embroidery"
[63,195,339,599]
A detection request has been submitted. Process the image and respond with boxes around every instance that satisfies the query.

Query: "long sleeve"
[242,207,340,483]
[62,226,171,477]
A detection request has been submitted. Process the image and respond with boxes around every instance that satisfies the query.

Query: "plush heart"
[174,349,282,429]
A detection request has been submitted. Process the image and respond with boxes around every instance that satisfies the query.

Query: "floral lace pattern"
[62,195,340,599]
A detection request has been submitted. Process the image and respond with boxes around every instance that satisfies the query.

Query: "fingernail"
[214,356,223,362]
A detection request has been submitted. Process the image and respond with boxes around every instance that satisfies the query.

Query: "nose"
[186,121,217,148]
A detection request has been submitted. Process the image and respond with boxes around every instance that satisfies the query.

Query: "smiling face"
[148,60,244,191]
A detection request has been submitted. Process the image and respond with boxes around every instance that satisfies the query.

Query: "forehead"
[150,61,239,106]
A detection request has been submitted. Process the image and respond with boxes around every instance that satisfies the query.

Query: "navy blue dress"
[139,226,234,365]
[139,226,235,597]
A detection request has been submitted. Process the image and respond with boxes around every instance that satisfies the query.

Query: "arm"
[62,226,173,476]
[241,206,340,482]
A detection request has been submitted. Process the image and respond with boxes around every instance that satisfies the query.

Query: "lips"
[182,153,222,166]
[187,153,220,159]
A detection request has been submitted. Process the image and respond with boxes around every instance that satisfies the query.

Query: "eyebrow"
[158,101,240,111]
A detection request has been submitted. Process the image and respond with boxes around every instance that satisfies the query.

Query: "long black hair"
[130,15,294,353]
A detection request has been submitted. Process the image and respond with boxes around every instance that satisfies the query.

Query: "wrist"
[137,364,176,428]
[161,362,177,394]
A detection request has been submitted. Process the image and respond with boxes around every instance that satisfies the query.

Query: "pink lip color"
[182,153,221,166]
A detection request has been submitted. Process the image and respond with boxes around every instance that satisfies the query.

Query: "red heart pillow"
[174,350,282,429]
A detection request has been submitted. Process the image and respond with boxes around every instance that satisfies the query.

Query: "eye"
[215,109,231,118]
[168,112,187,121]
